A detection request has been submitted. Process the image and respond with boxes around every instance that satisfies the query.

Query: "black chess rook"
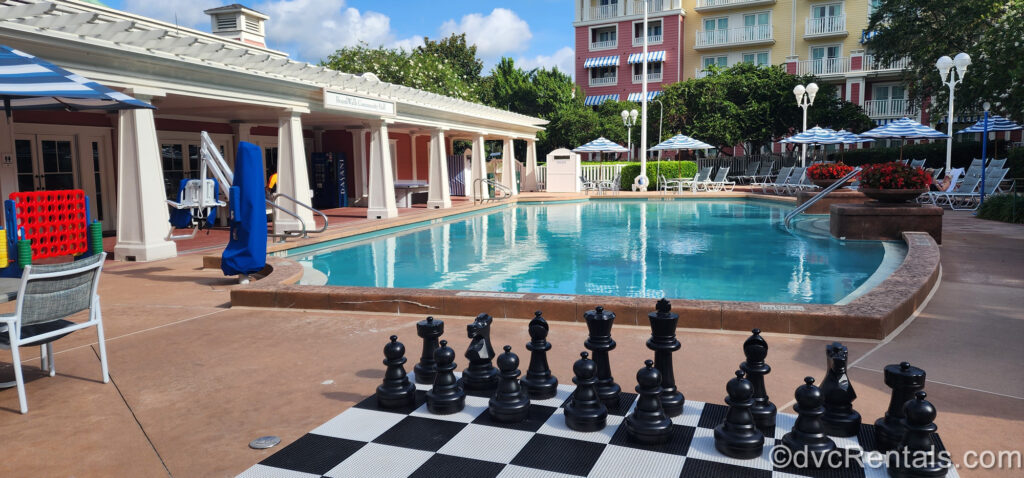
[564,351,608,432]
[647,299,685,417]
[414,316,444,385]
[488,345,531,423]
[875,362,926,451]
[714,370,766,459]
[625,360,672,445]
[427,340,465,414]
[376,335,417,409]
[740,328,776,431]
[781,377,837,465]
[462,313,499,392]
[520,311,558,400]
[887,391,951,477]
[584,306,621,407]
[820,342,861,437]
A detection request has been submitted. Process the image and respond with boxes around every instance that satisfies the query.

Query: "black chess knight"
[740,328,776,430]
[584,306,621,406]
[714,370,766,459]
[520,311,558,399]
[820,342,861,437]
[462,313,499,392]
[414,316,444,385]
[376,335,417,409]
[647,299,684,417]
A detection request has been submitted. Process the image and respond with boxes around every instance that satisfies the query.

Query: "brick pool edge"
[229,232,940,340]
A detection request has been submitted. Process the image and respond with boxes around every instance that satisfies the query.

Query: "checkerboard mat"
[238,376,957,478]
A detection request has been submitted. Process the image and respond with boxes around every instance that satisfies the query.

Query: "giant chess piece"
[647,299,685,417]
[520,311,558,399]
[781,377,837,464]
[462,313,499,392]
[564,351,608,432]
[376,335,417,409]
[427,340,465,414]
[414,316,444,385]
[714,370,766,459]
[875,362,926,451]
[625,360,673,445]
[584,306,621,407]
[488,345,531,423]
[887,391,951,478]
[740,328,776,431]
[820,342,861,437]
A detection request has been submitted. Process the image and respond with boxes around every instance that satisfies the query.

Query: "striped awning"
[861,117,949,139]
[626,91,663,102]
[0,45,154,112]
[584,94,619,106]
[860,30,877,44]
[956,115,1023,134]
[583,55,620,68]
[627,51,666,64]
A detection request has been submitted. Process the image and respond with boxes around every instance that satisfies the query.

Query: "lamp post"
[936,52,971,173]
[622,108,638,162]
[793,82,818,167]
[655,98,664,184]
[980,101,990,208]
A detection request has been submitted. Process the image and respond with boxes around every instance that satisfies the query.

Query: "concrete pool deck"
[0,203,1021,476]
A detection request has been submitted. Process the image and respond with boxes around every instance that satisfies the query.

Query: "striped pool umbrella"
[0,45,154,116]
[572,137,629,154]
[649,134,714,151]
[834,129,874,162]
[956,114,1023,134]
[779,126,844,145]
[860,117,948,161]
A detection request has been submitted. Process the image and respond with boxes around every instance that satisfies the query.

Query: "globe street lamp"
[793,82,818,167]
[622,108,638,162]
[936,52,971,173]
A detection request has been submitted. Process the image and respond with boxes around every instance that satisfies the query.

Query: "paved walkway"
[0,208,1020,477]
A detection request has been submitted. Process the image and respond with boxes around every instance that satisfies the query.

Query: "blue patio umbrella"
[834,129,874,161]
[0,45,154,116]
[860,117,948,160]
[955,114,1023,134]
[573,137,629,153]
[648,134,714,151]
[779,126,844,145]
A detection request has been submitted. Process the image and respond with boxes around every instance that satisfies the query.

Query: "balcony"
[578,0,683,23]
[630,0,670,15]
[695,25,773,49]
[589,76,618,87]
[864,99,916,119]
[694,68,711,79]
[632,34,662,46]
[694,0,776,12]
[796,57,851,76]
[805,15,847,38]
[633,72,663,83]
[863,55,911,72]
[589,4,617,20]
[591,39,618,51]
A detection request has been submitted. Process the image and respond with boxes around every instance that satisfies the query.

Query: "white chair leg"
[40,344,48,372]
[95,308,109,384]
[10,331,27,414]
[46,343,55,376]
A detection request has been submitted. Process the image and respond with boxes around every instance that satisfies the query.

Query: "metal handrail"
[784,167,862,229]
[265,199,306,239]
[272,192,328,235]
[473,178,512,204]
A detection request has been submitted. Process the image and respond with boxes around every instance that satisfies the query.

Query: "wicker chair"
[0,253,108,413]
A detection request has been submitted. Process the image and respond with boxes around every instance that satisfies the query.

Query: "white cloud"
[440,8,532,60]
[518,46,575,76]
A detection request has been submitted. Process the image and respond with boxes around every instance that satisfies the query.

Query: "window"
[633,62,663,75]
[634,20,662,39]
[591,67,617,79]
[703,56,728,69]
[868,0,882,15]
[742,12,770,41]
[743,12,770,28]
[703,17,728,44]
[592,26,616,43]
[812,3,842,18]
[873,84,906,101]
[742,51,770,67]
[810,45,841,73]
[704,17,728,31]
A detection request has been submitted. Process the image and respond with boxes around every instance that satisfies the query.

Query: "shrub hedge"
[619,161,698,190]
[976,193,1024,224]
[831,140,1016,170]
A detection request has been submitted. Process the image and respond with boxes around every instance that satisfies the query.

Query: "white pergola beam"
[0,2,56,20]
[20,11,95,30]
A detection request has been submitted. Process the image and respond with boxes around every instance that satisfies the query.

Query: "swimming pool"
[290,199,903,304]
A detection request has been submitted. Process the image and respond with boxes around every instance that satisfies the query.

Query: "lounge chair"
[754,166,793,194]
[910,159,926,169]
[679,167,713,192]
[732,162,760,184]
[596,174,620,194]
[930,167,944,183]
[950,168,1008,210]
[987,159,1006,170]
[701,167,734,192]
[928,174,979,208]
[658,174,683,193]
[580,175,598,193]
[1,253,109,413]
[751,161,775,184]
[775,167,805,195]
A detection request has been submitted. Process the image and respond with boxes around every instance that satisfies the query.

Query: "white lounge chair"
[910,159,926,169]
[775,167,805,195]
[679,167,714,192]
[950,169,1008,210]
[732,162,760,184]
[701,167,734,192]
[929,174,979,208]
[754,166,792,194]
[658,174,684,193]
[751,161,775,184]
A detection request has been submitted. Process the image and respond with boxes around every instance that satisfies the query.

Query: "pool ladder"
[472,178,513,205]
[783,167,862,229]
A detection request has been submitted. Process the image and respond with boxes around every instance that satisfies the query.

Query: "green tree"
[320,43,478,101]
[866,0,1024,122]
[416,34,484,84]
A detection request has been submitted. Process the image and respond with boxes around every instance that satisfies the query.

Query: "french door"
[15,135,77,193]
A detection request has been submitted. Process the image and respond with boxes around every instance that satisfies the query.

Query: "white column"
[114,91,177,262]
[522,138,539,192]
[274,109,314,235]
[352,129,368,199]
[0,117,19,223]
[410,133,420,180]
[501,138,519,195]
[367,120,398,219]
[471,134,489,199]
[427,128,451,209]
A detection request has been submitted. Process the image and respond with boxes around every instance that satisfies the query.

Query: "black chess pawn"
[376,335,417,409]
[740,328,776,431]
[781,377,837,464]
[820,342,861,437]
[520,311,558,399]
[488,345,531,423]
[584,306,621,407]
[564,351,608,432]
[462,313,499,392]
[625,360,673,445]
[414,316,444,385]
[647,299,684,417]
[427,340,465,414]
[714,370,766,459]
[887,391,951,478]
[875,362,927,451]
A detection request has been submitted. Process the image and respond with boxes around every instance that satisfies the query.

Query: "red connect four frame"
[9,190,89,260]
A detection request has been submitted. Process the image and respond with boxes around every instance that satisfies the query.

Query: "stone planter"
[811,178,853,189]
[858,188,928,204]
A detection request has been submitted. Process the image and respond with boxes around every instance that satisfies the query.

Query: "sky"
[101,0,576,74]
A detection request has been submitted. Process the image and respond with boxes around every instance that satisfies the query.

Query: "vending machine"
[310,152,347,209]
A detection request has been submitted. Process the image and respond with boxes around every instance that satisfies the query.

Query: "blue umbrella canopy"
[834,129,875,144]
[0,45,154,113]
[860,117,948,139]
[649,134,713,151]
[573,137,629,153]
[956,114,1023,134]
[779,126,844,144]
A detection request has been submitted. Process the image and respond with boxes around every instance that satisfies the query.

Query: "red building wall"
[575,14,684,102]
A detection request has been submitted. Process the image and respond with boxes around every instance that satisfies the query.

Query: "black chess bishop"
[427,340,465,414]
[820,342,861,437]
[488,345,531,423]
[740,328,776,431]
[714,370,766,459]
[520,311,558,399]
[647,299,684,417]
[462,313,499,392]
[376,335,416,409]
[564,351,608,432]
[624,360,673,445]
[413,316,444,385]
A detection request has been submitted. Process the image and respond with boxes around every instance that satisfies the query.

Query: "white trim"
[588,23,619,51]
[631,18,664,46]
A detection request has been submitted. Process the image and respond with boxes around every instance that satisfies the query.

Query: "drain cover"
[249,436,281,449]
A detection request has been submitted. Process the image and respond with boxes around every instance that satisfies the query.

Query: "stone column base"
[830,203,943,243]
[114,240,178,262]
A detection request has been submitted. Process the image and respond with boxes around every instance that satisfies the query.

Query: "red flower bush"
[807,162,855,180]
[858,162,933,190]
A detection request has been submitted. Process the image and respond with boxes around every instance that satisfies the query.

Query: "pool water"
[292,200,899,304]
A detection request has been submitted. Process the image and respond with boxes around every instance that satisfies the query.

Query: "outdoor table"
[394,181,429,207]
